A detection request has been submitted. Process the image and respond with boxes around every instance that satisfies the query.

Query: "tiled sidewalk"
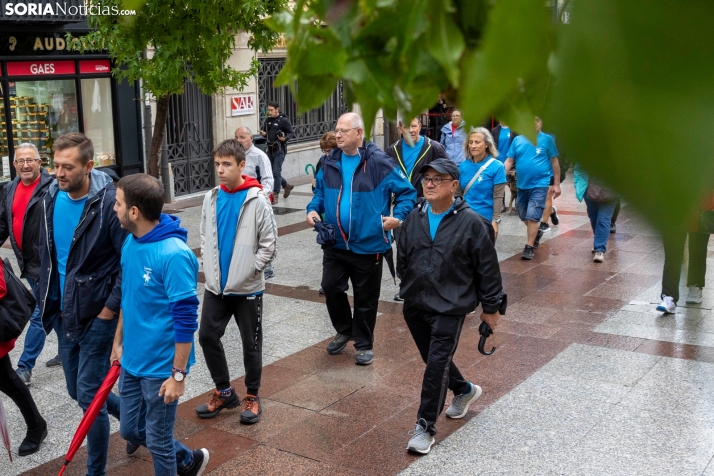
[9,177,714,475]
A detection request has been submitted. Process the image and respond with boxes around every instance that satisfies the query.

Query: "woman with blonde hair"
[458,127,507,238]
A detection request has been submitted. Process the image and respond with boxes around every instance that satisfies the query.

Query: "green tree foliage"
[268,0,714,231]
[72,0,284,177]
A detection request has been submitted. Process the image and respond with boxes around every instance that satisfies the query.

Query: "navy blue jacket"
[38,169,128,340]
[307,142,417,254]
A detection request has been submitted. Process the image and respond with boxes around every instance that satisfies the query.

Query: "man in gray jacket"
[196,139,277,425]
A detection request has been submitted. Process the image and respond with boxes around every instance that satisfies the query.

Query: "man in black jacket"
[260,101,295,203]
[397,158,504,455]
[0,144,57,385]
[38,133,127,476]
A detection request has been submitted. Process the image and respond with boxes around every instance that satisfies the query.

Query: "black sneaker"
[521,245,535,260]
[533,229,544,249]
[326,333,351,354]
[539,222,550,233]
[610,223,616,233]
[550,206,559,225]
[195,389,240,419]
[45,355,62,367]
[355,349,374,366]
[394,292,404,302]
[179,448,210,476]
[240,395,262,424]
[319,287,325,295]
[126,441,140,456]
[18,419,47,457]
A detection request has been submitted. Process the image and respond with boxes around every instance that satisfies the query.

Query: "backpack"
[0,259,36,342]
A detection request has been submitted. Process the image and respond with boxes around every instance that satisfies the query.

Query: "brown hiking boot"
[283,183,294,198]
[195,389,240,419]
[240,395,262,424]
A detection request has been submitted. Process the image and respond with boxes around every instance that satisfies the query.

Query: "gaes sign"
[230,94,255,117]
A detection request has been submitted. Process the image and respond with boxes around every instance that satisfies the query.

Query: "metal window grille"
[258,58,347,144]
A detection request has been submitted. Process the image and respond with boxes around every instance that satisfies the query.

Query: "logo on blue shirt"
[143,267,153,286]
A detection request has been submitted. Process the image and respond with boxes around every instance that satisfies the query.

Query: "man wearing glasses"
[396,158,504,454]
[439,109,468,165]
[0,144,57,386]
[306,113,416,365]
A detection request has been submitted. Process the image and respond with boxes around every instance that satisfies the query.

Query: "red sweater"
[11,176,40,251]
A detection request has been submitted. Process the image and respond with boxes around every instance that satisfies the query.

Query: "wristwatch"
[171,367,187,382]
[494,218,502,224]
[397,219,404,227]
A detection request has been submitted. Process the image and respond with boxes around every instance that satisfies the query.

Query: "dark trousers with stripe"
[404,307,470,435]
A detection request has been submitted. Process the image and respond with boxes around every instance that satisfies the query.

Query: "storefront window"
[0,84,10,183]
[81,78,116,166]
[9,79,78,174]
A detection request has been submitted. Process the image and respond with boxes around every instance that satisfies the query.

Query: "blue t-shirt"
[53,191,87,308]
[339,152,361,235]
[428,203,455,241]
[506,132,559,190]
[402,136,425,177]
[120,235,199,379]
[216,188,249,292]
[459,157,507,221]
[497,127,511,163]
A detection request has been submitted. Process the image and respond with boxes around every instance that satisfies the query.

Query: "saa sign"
[230,94,255,117]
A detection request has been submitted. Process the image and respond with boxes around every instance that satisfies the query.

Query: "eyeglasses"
[14,159,39,165]
[421,177,454,185]
[334,127,358,135]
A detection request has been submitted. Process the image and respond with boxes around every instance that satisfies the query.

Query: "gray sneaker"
[355,349,374,366]
[16,368,32,386]
[445,382,482,419]
[407,419,434,455]
[326,333,351,354]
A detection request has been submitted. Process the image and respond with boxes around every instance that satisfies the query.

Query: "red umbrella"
[0,397,12,462]
[58,361,121,476]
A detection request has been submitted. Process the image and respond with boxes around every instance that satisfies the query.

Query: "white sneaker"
[593,251,605,263]
[656,295,676,314]
[686,286,703,304]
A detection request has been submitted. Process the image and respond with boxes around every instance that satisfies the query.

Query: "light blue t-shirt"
[497,127,511,163]
[339,152,361,235]
[427,203,455,241]
[506,132,559,190]
[459,156,507,221]
[53,191,87,308]
[402,136,425,177]
[217,188,249,292]
[120,235,199,379]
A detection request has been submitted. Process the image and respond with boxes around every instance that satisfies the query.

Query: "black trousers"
[322,247,384,350]
[0,353,43,431]
[662,231,709,302]
[198,291,263,394]
[403,307,470,435]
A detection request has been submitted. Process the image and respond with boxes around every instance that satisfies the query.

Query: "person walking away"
[535,118,562,233]
[196,139,277,424]
[0,143,57,387]
[235,126,278,279]
[313,131,337,191]
[306,113,416,365]
[439,109,467,165]
[504,117,561,260]
[111,174,209,476]
[397,158,504,454]
[37,132,126,476]
[260,101,295,203]
[459,128,506,240]
[573,164,618,263]
[490,121,518,212]
[0,259,47,456]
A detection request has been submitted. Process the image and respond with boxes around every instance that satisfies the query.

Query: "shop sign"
[230,94,255,117]
[7,60,75,76]
[79,59,111,74]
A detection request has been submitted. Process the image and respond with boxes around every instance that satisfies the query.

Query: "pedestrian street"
[4,172,714,476]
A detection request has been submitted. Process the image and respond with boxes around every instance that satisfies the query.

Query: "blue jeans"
[516,187,548,222]
[271,151,287,194]
[17,278,46,372]
[584,196,617,252]
[119,370,193,475]
[55,315,121,476]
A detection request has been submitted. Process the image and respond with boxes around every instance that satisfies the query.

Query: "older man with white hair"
[307,112,417,365]
[235,126,274,198]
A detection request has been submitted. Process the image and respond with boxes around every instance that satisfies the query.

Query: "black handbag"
[0,259,37,342]
[586,178,618,203]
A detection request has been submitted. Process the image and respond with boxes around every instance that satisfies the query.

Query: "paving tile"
[209,445,319,475]
[269,374,364,411]
[213,399,316,443]
[179,427,257,472]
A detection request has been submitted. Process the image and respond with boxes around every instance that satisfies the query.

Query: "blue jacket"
[440,121,468,164]
[38,169,128,340]
[307,142,417,254]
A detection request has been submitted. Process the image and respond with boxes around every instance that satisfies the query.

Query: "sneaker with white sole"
[445,382,482,419]
[406,419,434,455]
[179,448,210,476]
[550,206,560,225]
[593,251,605,263]
[656,295,676,314]
[686,286,703,304]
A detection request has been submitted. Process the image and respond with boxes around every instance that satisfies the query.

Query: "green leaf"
[295,75,340,112]
[425,0,465,86]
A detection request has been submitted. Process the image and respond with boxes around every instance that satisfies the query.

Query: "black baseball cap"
[419,158,460,180]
